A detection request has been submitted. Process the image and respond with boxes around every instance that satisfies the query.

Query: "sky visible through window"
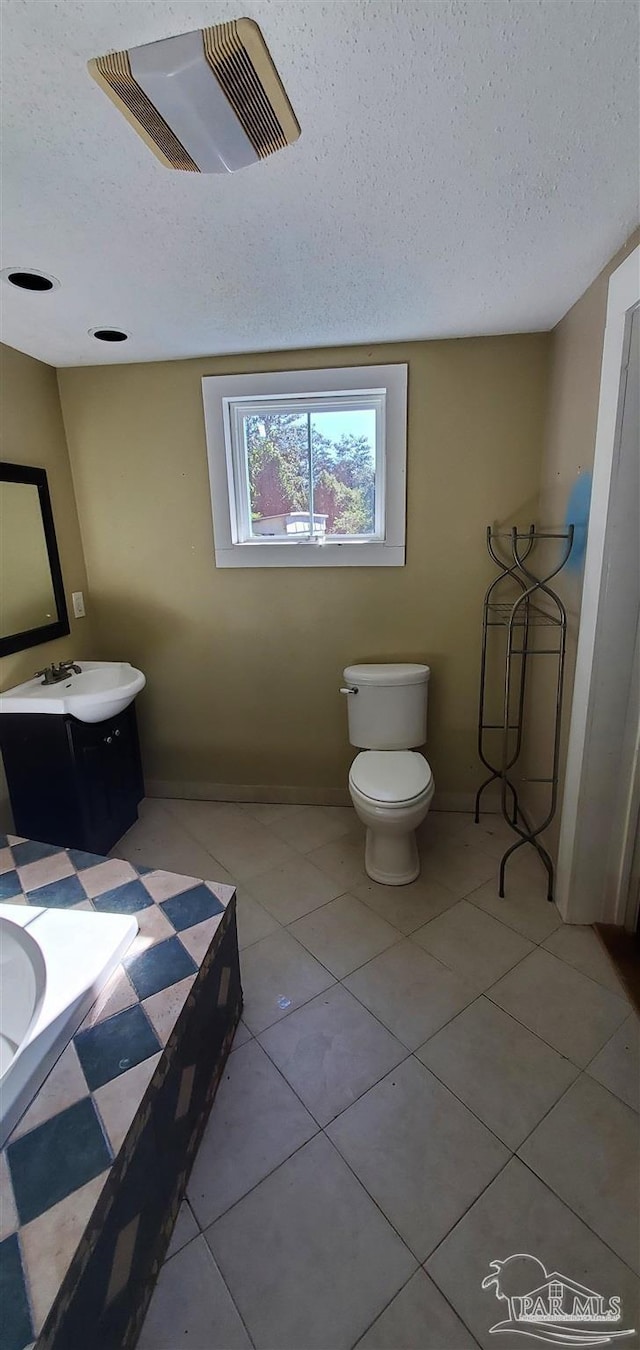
[311,409,375,443]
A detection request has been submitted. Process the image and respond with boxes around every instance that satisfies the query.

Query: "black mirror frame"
[0,461,70,657]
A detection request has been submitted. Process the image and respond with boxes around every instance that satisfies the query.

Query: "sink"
[0,661,146,724]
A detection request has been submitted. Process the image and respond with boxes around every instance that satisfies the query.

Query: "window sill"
[213,542,405,568]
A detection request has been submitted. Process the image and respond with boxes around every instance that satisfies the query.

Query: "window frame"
[202,364,407,568]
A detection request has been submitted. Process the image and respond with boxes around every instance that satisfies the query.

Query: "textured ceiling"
[1,0,638,367]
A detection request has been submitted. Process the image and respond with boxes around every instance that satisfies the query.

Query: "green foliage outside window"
[244,412,375,535]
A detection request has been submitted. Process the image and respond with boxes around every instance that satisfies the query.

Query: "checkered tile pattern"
[0,835,236,1350]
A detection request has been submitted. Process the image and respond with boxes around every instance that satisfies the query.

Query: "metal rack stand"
[475,524,574,902]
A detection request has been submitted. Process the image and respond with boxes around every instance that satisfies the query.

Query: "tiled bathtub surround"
[124,799,639,1350]
[0,836,240,1350]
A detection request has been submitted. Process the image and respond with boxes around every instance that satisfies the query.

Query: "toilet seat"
[349,751,433,806]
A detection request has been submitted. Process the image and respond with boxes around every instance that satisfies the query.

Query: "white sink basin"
[0,661,146,724]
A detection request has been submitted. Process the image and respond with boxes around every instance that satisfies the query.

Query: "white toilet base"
[349,777,435,887]
[364,827,420,886]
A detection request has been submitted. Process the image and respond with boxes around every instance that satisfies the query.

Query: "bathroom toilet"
[341,663,434,885]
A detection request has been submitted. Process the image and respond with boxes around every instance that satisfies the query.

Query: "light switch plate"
[72,591,86,618]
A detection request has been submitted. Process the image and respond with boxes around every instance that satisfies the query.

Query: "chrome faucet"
[35,660,82,685]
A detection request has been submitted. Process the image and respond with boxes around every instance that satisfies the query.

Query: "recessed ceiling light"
[1,267,60,292]
[89,327,130,342]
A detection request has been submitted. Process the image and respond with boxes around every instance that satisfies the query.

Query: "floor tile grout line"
[404,924,537,991]
[264,821,359,858]
[127,809,629,1070]
[346,1268,421,1350]
[416,1269,483,1350]
[261,884,379,932]
[422,1152,516,1278]
[411,982,585,1076]
[405,1035,529,1154]
[134,802,638,1334]
[313,1130,425,1269]
[242,938,542,1140]
[512,1065,609,1157]
[190,1049,458,1281]
[204,1131,423,1350]
[147,805,236,885]
[233,962,414,1129]
[323,1087,513,1274]
[241,872,630,1012]
[315,1025,516,1156]
[346,1262,481,1350]
[514,1155,640,1281]
[256,1020,413,1131]
[529,943,634,1005]
[333,938,551,1057]
[462,886,560,944]
[161,797,559,951]
[186,1224,258,1350]
[232,990,633,1280]
[193,1128,322,1232]
[481,982,628,1072]
[582,1007,639,1069]
[423,1149,518,1274]
[283,922,407,983]
[159,804,296,887]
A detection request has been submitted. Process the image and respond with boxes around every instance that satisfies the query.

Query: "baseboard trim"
[145,780,502,814]
[435,790,502,814]
[145,780,352,807]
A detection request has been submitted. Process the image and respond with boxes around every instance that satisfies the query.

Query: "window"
[202,365,407,567]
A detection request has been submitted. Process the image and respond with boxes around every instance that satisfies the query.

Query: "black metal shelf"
[475,523,574,902]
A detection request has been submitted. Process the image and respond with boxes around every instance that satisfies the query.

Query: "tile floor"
[112,799,640,1350]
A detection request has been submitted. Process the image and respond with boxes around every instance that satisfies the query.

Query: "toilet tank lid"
[343,663,430,687]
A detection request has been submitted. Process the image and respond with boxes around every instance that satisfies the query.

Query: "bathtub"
[0,903,137,1147]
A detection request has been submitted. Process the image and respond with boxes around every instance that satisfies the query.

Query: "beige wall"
[58,335,549,801]
[523,230,639,853]
[0,343,94,690]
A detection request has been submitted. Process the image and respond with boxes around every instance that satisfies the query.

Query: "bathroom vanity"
[0,835,241,1350]
[0,662,146,855]
[0,704,144,855]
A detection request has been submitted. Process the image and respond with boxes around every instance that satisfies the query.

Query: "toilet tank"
[342,663,430,749]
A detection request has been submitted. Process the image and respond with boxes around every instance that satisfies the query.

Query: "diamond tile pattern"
[92,879,154,913]
[2,805,637,1350]
[26,873,87,907]
[124,935,198,1000]
[0,1232,34,1350]
[75,1004,162,1091]
[160,882,226,931]
[0,829,236,1350]
[7,1097,111,1225]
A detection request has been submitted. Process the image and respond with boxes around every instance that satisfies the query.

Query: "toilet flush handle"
[339,686,359,695]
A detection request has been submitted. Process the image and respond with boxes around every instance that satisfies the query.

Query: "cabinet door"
[69,706,144,854]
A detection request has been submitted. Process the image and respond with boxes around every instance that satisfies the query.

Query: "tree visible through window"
[205,364,406,567]
[242,407,377,537]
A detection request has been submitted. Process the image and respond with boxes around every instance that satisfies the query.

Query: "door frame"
[556,246,640,923]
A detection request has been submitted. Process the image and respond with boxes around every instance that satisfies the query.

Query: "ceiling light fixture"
[89,328,130,342]
[1,267,60,292]
[88,19,300,174]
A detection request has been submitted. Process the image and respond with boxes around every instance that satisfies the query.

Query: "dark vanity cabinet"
[0,703,144,856]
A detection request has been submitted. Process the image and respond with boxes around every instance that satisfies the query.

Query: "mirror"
[0,462,70,656]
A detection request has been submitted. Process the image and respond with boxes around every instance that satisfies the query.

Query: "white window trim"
[202,364,407,567]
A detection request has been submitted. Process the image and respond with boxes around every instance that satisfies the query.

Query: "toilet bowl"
[341,661,434,886]
[349,750,435,885]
